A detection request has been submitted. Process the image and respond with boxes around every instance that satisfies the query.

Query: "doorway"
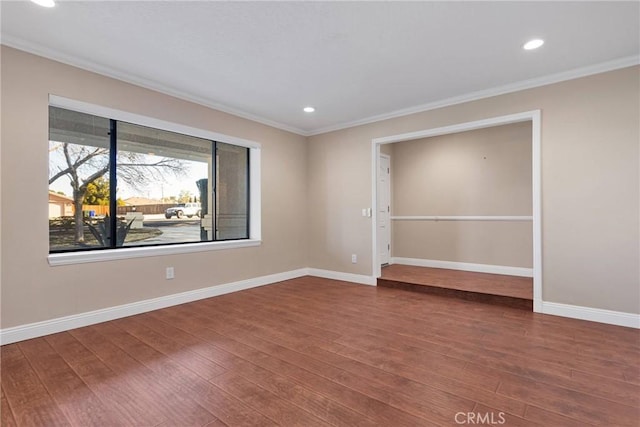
[371,111,542,312]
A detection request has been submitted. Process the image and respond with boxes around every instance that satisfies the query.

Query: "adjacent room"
[378,122,535,309]
[1,1,639,426]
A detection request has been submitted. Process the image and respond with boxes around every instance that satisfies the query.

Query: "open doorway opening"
[371,111,542,312]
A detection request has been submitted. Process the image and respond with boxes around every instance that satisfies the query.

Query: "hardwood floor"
[379,265,533,310]
[2,276,638,426]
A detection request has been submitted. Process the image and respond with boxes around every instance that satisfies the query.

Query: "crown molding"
[307,55,640,136]
[1,35,310,136]
[2,35,637,138]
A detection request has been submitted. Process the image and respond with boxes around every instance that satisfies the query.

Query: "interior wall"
[0,46,308,329]
[1,45,638,329]
[391,122,533,267]
[307,65,639,314]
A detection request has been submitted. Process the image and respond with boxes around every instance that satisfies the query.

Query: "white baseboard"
[5,267,633,345]
[391,257,533,278]
[0,268,308,345]
[541,301,640,329]
[0,267,378,345]
[307,268,377,286]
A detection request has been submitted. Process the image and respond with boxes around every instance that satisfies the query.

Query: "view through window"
[49,106,249,253]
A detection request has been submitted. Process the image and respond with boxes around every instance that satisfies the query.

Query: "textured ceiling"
[2,1,639,135]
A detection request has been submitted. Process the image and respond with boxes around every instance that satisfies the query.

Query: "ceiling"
[2,1,639,136]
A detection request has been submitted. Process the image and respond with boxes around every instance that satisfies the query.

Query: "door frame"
[370,110,542,312]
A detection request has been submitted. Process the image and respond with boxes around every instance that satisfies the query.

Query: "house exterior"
[48,191,74,218]
[122,197,163,206]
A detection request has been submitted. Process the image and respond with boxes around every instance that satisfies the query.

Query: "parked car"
[165,203,201,219]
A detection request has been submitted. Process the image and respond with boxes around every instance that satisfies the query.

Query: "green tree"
[177,190,193,203]
[83,177,110,205]
[49,142,185,244]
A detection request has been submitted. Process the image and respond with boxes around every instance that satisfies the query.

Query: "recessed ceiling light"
[303,106,315,113]
[30,0,55,7]
[523,39,544,50]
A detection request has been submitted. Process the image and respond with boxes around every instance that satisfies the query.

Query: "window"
[49,105,252,254]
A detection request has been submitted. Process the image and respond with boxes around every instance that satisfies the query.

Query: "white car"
[165,203,201,219]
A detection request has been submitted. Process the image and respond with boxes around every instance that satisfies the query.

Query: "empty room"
[1,1,638,426]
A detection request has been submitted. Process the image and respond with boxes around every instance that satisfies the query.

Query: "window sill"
[48,239,262,266]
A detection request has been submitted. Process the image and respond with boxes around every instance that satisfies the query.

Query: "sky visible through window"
[49,141,209,201]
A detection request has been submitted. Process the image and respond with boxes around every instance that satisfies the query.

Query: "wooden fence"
[81,205,110,216]
[78,204,178,216]
[116,204,177,215]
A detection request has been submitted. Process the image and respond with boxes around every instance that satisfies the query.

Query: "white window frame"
[47,95,261,266]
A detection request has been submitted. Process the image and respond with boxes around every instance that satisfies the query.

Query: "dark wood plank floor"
[2,276,638,426]
[379,265,533,310]
[380,265,533,299]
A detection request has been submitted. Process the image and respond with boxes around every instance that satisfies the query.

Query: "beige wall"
[308,66,639,314]
[393,222,533,267]
[1,46,638,330]
[0,46,308,328]
[391,122,533,267]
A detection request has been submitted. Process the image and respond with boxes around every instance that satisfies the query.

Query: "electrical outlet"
[166,267,175,280]
[351,254,357,264]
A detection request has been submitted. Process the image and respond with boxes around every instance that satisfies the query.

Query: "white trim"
[0,267,378,344]
[2,267,635,345]
[48,239,262,266]
[531,110,542,312]
[249,148,262,240]
[391,216,532,221]
[371,143,381,278]
[48,95,262,258]
[372,110,542,312]
[5,37,637,138]
[541,302,640,329]
[2,36,307,136]
[49,95,261,149]
[309,56,639,136]
[391,257,533,278]
[0,269,308,345]
[372,110,537,145]
[307,268,377,286]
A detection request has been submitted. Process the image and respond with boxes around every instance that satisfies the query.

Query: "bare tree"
[49,142,185,244]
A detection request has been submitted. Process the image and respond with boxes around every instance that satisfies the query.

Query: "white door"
[378,154,391,265]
